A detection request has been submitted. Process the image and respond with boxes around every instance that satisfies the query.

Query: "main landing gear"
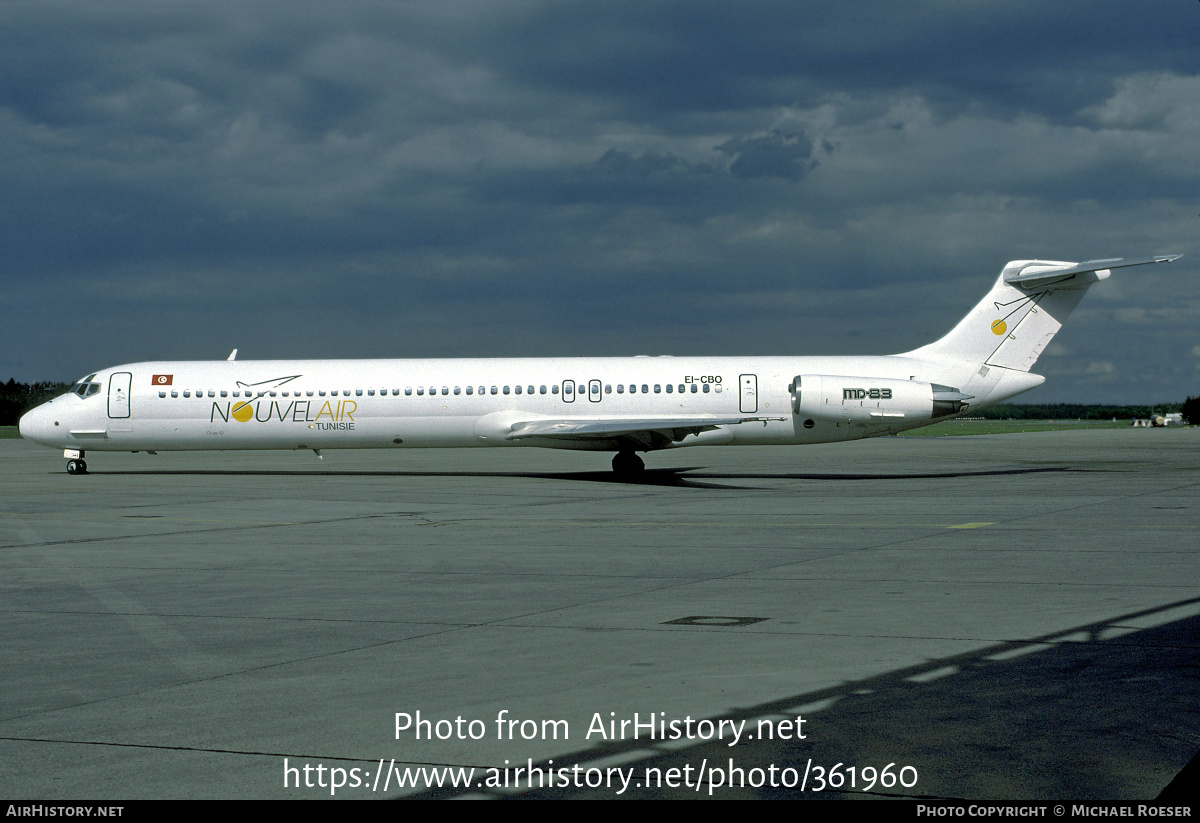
[611,450,645,475]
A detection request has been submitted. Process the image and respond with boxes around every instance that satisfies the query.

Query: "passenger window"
[405,388,412,396]
[441,387,449,395]
[552,385,559,394]
[515,385,522,394]
[703,384,710,393]
[183,391,191,398]
[503,386,510,395]
[158,391,166,398]
[540,385,547,394]
[417,387,425,396]
[367,389,375,396]
[617,385,624,394]
[171,390,179,398]
[491,387,498,395]
[318,390,326,397]
[642,384,649,393]
[665,385,672,393]
[605,385,611,394]
[356,389,363,396]
[454,387,461,395]
[466,386,473,395]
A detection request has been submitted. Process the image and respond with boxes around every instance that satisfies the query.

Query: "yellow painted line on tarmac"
[947,522,995,529]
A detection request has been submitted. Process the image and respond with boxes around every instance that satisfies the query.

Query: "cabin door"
[108,372,132,419]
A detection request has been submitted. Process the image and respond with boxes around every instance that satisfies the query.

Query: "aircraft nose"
[18,407,36,439]
[18,403,52,444]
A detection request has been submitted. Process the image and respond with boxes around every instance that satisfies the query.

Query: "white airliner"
[19,255,1180,475]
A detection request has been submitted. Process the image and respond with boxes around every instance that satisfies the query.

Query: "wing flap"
[505,415,785,442]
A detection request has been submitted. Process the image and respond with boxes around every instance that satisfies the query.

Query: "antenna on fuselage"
[227,349,238,361]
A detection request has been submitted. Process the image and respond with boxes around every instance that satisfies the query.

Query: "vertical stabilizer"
[903,255,1179,371]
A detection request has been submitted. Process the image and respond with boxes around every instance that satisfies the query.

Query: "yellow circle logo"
[991,319,1007,335]
[232,401,253,422]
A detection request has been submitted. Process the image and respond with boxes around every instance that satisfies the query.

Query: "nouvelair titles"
[210,398,356,430]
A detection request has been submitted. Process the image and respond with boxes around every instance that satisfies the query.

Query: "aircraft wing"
[505,415,786,446]
[1004,254,1181,288]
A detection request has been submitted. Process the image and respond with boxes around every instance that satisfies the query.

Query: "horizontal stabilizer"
[1004,255,1181,288]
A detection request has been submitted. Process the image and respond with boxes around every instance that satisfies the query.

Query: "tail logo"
[990,319,1007,335]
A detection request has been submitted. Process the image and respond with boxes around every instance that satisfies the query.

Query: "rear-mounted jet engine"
[790,375,971,424]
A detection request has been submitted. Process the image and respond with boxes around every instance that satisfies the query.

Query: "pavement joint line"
[0,737,487,769]
[0,511,450,550]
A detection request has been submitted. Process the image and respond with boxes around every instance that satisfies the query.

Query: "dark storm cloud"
[717,130,818,181]
[485,1,1198,120]
[1,0,1197,402]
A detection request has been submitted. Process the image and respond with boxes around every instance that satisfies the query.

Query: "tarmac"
[1,428,1197,800]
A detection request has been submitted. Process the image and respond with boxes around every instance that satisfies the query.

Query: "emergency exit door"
[739,374,757,414]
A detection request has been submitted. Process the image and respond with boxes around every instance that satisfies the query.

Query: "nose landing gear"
[64,450,88,475]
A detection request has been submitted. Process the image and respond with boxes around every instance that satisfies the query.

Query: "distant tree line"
[977,402,1186,421]
[1182,397,1200,425]
[1,379,72,427]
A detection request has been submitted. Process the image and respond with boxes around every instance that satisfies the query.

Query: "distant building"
[1131,413,1184,427]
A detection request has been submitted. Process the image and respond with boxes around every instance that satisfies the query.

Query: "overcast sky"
[2,0,1197,403]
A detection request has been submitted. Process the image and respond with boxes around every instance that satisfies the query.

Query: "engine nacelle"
[790,375,970,424]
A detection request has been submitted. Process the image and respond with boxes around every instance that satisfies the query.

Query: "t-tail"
[901,255,1181,408]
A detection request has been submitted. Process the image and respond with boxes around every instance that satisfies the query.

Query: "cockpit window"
[68,374,102,399]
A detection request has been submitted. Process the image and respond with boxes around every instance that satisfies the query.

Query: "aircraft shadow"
[81,465,1074,490]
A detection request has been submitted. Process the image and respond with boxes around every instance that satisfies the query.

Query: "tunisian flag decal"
[152,374,174,386]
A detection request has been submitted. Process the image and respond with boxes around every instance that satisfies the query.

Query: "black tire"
[611,452,645,474]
